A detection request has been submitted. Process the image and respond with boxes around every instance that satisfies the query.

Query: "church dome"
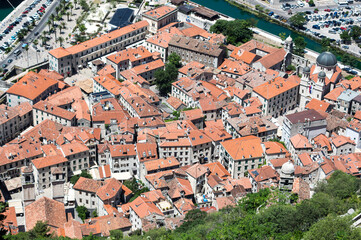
[318,71,326,78]
[303,66,310,73]
[316,52,337,68]
[285,35,292,42]
[281,160,295,175]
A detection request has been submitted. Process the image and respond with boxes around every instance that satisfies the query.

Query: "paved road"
[0,0,60,70]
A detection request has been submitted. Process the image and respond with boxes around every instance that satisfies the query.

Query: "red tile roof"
[25,197,66,234]
[221,136,263,160]
[7,71,58,100]
[32,155,68,169]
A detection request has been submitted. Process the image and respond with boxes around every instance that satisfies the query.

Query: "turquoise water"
[192,0,361,68]
[0,0,23,21]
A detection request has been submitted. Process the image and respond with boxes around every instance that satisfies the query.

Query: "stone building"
[168,35,226,68]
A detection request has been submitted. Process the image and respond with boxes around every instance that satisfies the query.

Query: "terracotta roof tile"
[221,136,263,160]
[7,71,58,101]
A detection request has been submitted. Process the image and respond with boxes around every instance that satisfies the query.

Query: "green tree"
[91,210,98,218]
[28,221,52,239]
[239,188,270,213]
[304,215,361,240]
[79,24,87,34]
[340,30,351,42]
[210,19,254,45]
[109,229,123,240]
[155,62,178,96]
[76,206,89,222]
[321,38,331,52]
[70,170,92,185]
[350,26,361,41]
[167,52,182,68]
[289,13,306,28]
[124,178,149,202]
[315,170,361,199]
[294,36,307,56]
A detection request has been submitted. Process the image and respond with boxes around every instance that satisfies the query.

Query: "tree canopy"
[210,19,254,45]
[294,36,307,56]
[289,13,306,28]
[76,206,89,222]
[154,53,181,96]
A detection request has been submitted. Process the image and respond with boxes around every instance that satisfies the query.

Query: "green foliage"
[289,13,306,28]
[70,170,92,185]
[175,209,207,233]
[350,26,361,41]
[124,178,149,202]
[155,57,179,96]
[308,0,315,6]
[210,19,254,45]
[340,30,351,42]
[321,38,331,52]
[286,64,296,71]
[315,170,361,200]
[76,206,89,222]
[167,52,182,68]
[80,0,90,11]
[91,210,98,218]
[294,36,307,56]
[28,221,52,239]
[109,229,123,240]
[345,75,355,80]
[239,188,270,213]
[303,215,361,240]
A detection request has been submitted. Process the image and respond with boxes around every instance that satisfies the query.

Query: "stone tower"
[21,166,35,206]
[279,160,295,191]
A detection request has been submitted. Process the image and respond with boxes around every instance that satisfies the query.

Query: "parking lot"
[304,6,361,46]
[0,0,55,68]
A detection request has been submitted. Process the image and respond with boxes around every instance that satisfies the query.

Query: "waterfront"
[0,0,23,21]
[192,0,361,69]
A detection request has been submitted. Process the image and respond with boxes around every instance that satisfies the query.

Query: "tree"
[109,229,123,240]
[239,188,270,213]
[79,24,87,34]
[210,19,254,45]
[70,170,92,185]
[308,0,315,6]
[321,38,331,52]
[66,11,70,21]
[124,178,149,202]
[58,36,64,47]
[350,26,361,41]
[294,36,307,56]
[154,63,178,96]
[289,13,306,28]
[17,28,27,41]
[91,210,98,218]
[0,202,8,237]
[340,30,351,43]
[28,221,52,239]
[80,0,90,11]
[303,215,361,240]
[167,52,182,68]
[76,206,89,222]
[315,170,361,199]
